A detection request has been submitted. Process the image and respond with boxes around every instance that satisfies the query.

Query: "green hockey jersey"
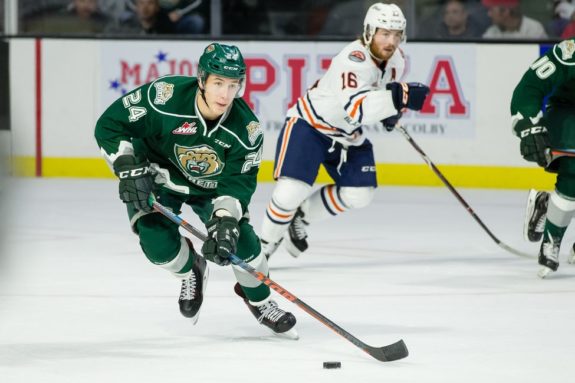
[511,39,575,121]
[95,75,263,212]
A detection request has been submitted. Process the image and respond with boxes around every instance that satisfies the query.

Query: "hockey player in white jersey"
[260,3,430,259]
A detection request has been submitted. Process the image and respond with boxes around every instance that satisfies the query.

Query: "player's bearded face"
[201,75,242,116]
[370,28,402,61]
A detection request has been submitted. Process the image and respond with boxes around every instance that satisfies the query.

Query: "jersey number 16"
[341,72,358,89]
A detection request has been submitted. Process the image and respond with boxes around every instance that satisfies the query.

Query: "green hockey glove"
[201,216,240,266]
[514,119,551,167]
[113,155,154,212]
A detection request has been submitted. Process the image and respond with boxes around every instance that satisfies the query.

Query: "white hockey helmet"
[363,3,407,44]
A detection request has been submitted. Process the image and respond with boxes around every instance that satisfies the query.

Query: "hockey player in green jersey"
[511,38,575,278]
[95,43,297,337]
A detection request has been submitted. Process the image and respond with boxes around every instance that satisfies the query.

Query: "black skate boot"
[537,236,559,279]
[234,283,298,339]
[524,189,549,242]
[179,248,209,324]
[284,208,309,258]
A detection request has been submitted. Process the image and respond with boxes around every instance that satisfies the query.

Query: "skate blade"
[190,265,210,326]
[537,266,554,279]
[267,327,299,340]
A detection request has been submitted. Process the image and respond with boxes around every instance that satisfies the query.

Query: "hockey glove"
[201,216,240,266]
[514,119,551,167]
[113,155,154,212]
[387,82,430,112]
[382,112,402,132]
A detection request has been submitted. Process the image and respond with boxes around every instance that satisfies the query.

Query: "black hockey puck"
[323,361,341,369]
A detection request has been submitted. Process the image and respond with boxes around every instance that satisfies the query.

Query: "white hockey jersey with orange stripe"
[287,39,405,147]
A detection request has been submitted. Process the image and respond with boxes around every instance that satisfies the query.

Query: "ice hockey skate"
[178,254,209,324]
[234,283,298,340]
[523,189,549,242]
[261,238,283,260]
[284,208,309,258]
[537,236,559,279]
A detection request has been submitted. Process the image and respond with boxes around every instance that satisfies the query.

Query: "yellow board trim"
[11,156,555,190]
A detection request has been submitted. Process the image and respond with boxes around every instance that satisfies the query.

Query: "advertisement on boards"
[101,41,476,157]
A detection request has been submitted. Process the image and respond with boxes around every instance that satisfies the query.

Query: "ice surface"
[1,179,574,382]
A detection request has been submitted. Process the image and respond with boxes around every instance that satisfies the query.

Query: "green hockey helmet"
[198,43,246,94]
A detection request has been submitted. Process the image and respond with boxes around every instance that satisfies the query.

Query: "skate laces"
[534,214,546,232]
[180,273,197,300]
[256,300,286,323]
[542,241,559,261]
[533,193,549,232]
[291,211,308,240]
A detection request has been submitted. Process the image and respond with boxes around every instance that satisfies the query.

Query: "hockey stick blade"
[151,200,409,362]
[367,340,409,362]
[396,125,534,259]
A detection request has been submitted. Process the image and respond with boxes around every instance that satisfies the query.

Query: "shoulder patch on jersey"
[557,40,575,61]
[153,81,174,105]
[348,50,366,63]
[246,121,262,145]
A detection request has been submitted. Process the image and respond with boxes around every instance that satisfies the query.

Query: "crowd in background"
[0,0,574,40]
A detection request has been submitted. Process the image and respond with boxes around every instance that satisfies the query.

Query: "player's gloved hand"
[387,82,430,112]
[514,119,551,167]
[556,1,575,20]
[201,215,240,266]
[113,155,154,212]
[382,112,402,132]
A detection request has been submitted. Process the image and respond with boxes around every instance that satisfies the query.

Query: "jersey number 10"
[530,56,556,80]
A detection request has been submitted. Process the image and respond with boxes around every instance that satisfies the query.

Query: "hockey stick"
[547,148,575,163]
[151,200,409,362]
[396,125,535,259]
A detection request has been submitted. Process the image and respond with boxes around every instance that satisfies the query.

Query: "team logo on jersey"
[175,144,224,178]
[172,122,198,135]
[348,50,366,63]
[558,40,575,61]
[246,121,262,145]
[153,81,174,105]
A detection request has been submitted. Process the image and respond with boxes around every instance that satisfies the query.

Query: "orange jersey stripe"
[349,96,366,118]
[300,98,337,132]
[274,117,297,179]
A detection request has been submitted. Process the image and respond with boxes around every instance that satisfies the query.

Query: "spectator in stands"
[98,0,134,23]
[108,0,176,34]
[431,0,484,39]
[160,0,207,34]
[23,0,109,34]
[482,0,547,39]
[553,0,575,38]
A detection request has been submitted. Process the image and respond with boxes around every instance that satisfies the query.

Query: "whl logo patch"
[172,122,198,135]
